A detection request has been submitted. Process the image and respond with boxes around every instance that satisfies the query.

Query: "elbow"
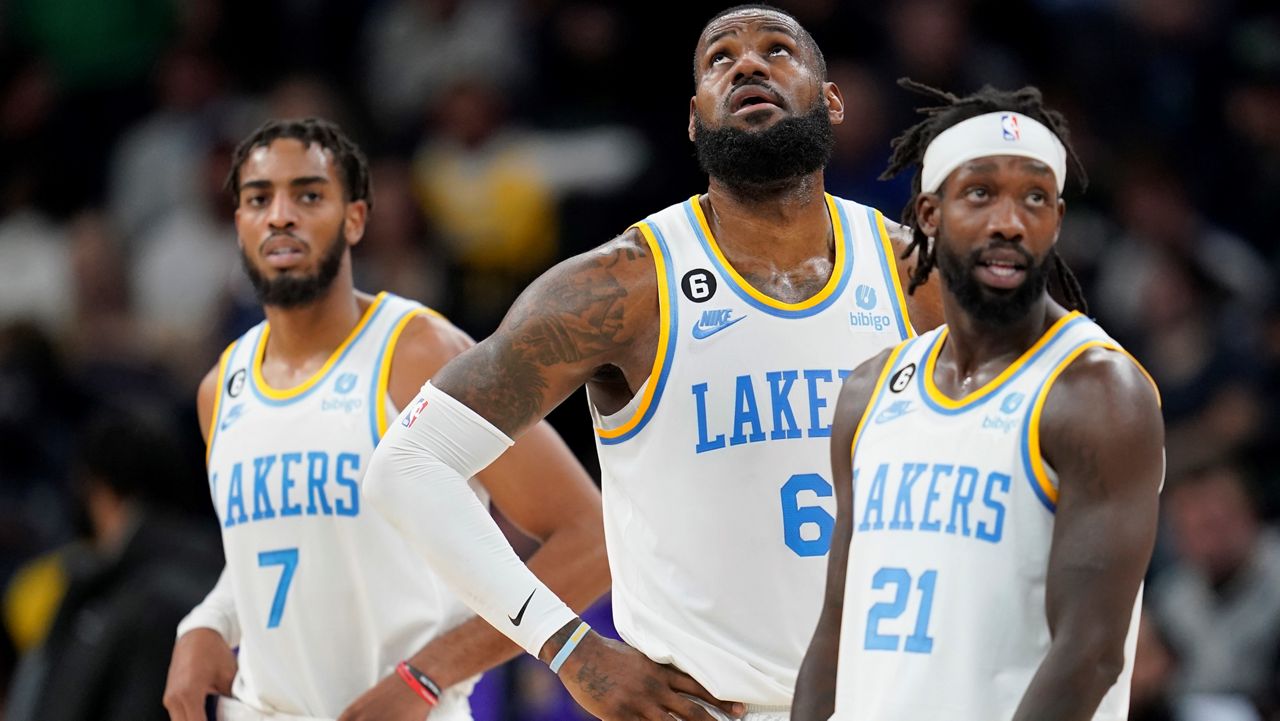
[1067,638,1127,697]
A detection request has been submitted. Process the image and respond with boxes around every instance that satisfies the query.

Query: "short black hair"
[225,117,372,211]
[693,4,827,83]
[881,79,1088,313]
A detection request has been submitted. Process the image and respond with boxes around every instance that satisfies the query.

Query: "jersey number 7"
[258,548,299,629]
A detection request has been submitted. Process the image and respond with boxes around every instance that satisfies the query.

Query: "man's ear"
[344,199,368,246]
[916,192,942,239]
[824,81,845,126]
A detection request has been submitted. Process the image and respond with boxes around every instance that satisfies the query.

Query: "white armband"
[176,567,241,646]
[364,382,577,656]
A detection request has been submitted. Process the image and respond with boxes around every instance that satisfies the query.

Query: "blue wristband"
[548,621,591,674]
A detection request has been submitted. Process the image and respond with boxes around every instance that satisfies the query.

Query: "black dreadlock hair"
[225,117,372,211]
[881,78,1088,314]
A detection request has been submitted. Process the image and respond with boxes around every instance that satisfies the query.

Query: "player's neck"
[703,173,832,264]
[260,275,366,362]
[939,295,1061,379]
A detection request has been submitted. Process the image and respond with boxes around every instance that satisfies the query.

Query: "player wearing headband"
[791,81,1164,721]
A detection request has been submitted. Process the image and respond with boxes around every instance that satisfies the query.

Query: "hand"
[556,633,746,721]
[337,672,433,721]
[163,628,238,721]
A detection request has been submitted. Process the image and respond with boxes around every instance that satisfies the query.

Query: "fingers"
[664,669,745,719]
[661,694,721,721]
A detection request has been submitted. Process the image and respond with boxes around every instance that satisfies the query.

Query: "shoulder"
[391,310,475,375]
[1041,345,1164,481]
[196,363,221,441]
[1047,345,1161,429]
[493,225,659,348]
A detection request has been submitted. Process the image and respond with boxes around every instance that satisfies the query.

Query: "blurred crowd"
[0,0,1278,719]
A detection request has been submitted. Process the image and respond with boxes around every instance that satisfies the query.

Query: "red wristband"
[395,661,440,707]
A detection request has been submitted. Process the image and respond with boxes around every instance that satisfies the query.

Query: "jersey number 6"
[780,473,835,557]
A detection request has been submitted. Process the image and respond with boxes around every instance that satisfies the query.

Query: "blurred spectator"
[0,323,82,582]
[362,0,527,140]
[1130,608,1262,721]
[411,79,645,332]
[0,169,74,335]
[1151,460,1280,714]
[823,60,911,215]
[129,139,240,387]
[354,157,448,309]
[106,45,230,242]
[3,411,222,721]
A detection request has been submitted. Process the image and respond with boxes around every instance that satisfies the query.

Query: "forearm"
[1011,640,1125,721]
[791,609,842,721]
[176,566,240,646]
[364,383,577,657]
[404,515,609,689]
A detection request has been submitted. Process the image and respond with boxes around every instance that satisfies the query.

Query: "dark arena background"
[0,0,1278,719]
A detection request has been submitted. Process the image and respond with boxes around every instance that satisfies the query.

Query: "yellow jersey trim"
[205,341,236,464]
[922,310,1084,410]
[850,342,912,459]
[689,193,847,311]
[251,291,389,400]
[375,308,439,438]
[872,210,915,338]
[596,222,671,439]
[1027,341,1162,504]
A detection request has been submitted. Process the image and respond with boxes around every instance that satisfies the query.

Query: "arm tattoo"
[439,240,648,433]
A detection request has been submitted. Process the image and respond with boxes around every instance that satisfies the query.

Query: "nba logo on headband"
[1001,114,1021,141]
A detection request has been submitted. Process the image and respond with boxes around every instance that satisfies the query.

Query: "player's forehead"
[240,138,337,185]
[949,155,1056,184]
[697,9,802,54]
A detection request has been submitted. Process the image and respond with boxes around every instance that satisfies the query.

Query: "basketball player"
[161,119,609,721]
[791,82,1165,721]
[362,6,943,721]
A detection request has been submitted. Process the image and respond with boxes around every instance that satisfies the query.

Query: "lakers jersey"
[832,312,1156,721]
[205,292,482,718]
[590,195,914,707]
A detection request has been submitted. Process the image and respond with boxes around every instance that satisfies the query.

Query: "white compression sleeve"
[176,567,241,646]
[364,382,578,656]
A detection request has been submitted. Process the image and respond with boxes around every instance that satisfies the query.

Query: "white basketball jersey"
[205,292,482,718]
[833,312,1155,721]
[590,195,914,706]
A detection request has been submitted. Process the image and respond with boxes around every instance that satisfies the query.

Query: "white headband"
[920,111,1067,193]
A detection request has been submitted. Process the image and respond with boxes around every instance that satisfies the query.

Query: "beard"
[693,98,834,195]
[935,230,1049,327]
[241,228,346,308]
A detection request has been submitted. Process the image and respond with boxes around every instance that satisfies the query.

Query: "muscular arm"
[364,234,739,721]
[793,348,895,721]
[431,230,657,434]
[380,313,610,691]
[1010,349,1164,721]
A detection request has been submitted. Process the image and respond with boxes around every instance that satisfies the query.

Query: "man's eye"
[769,45,790,56]
[711,52,730,65]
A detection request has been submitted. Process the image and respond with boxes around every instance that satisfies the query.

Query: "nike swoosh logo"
[509,589,535,626]
[691,315,746,340]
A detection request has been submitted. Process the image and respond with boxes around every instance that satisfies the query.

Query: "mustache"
[968,241,1035,265]
[723,77,783,110]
